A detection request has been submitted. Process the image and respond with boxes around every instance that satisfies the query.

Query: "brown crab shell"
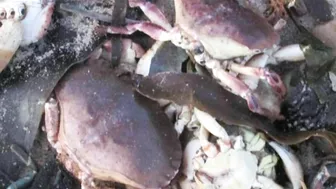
[54,60,182,188]
[174,0,280,59]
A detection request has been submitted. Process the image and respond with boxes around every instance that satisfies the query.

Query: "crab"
[0,0,54,72]
[43,39,182,189]
[172,107,305,189]
[102,0,307,120]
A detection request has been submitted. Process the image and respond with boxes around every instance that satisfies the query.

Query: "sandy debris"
[10,11,101,79]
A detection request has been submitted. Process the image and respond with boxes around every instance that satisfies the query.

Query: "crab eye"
[193,45,205,55]
[7,8,15,19]
[0,8,6,20]
[15,3,26,20]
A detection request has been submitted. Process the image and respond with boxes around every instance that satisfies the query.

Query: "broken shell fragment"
[196,150,258,189]
[241,129,266,152]
[258,154,278,179]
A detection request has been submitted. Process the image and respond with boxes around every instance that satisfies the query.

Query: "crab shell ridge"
[53,61,182,188]
[174,0,280,59]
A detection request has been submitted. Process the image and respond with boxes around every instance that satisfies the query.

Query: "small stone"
[328,71,336,91]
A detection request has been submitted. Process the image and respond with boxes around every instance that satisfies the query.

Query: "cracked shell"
[53,60,182,188]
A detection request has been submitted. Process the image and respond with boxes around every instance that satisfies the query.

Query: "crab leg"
[105,22,172,41]
[103,0,174,40]
[182,41,283,118]
[228,63,286,97]
[201,59,278,117]
[128,0,172,30]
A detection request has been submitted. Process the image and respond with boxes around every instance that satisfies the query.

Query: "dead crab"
[43,39,182,189]
[103,0,306,120]
[0,0,54,72]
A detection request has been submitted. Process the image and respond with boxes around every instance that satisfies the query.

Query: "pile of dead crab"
[1,0,336,189]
